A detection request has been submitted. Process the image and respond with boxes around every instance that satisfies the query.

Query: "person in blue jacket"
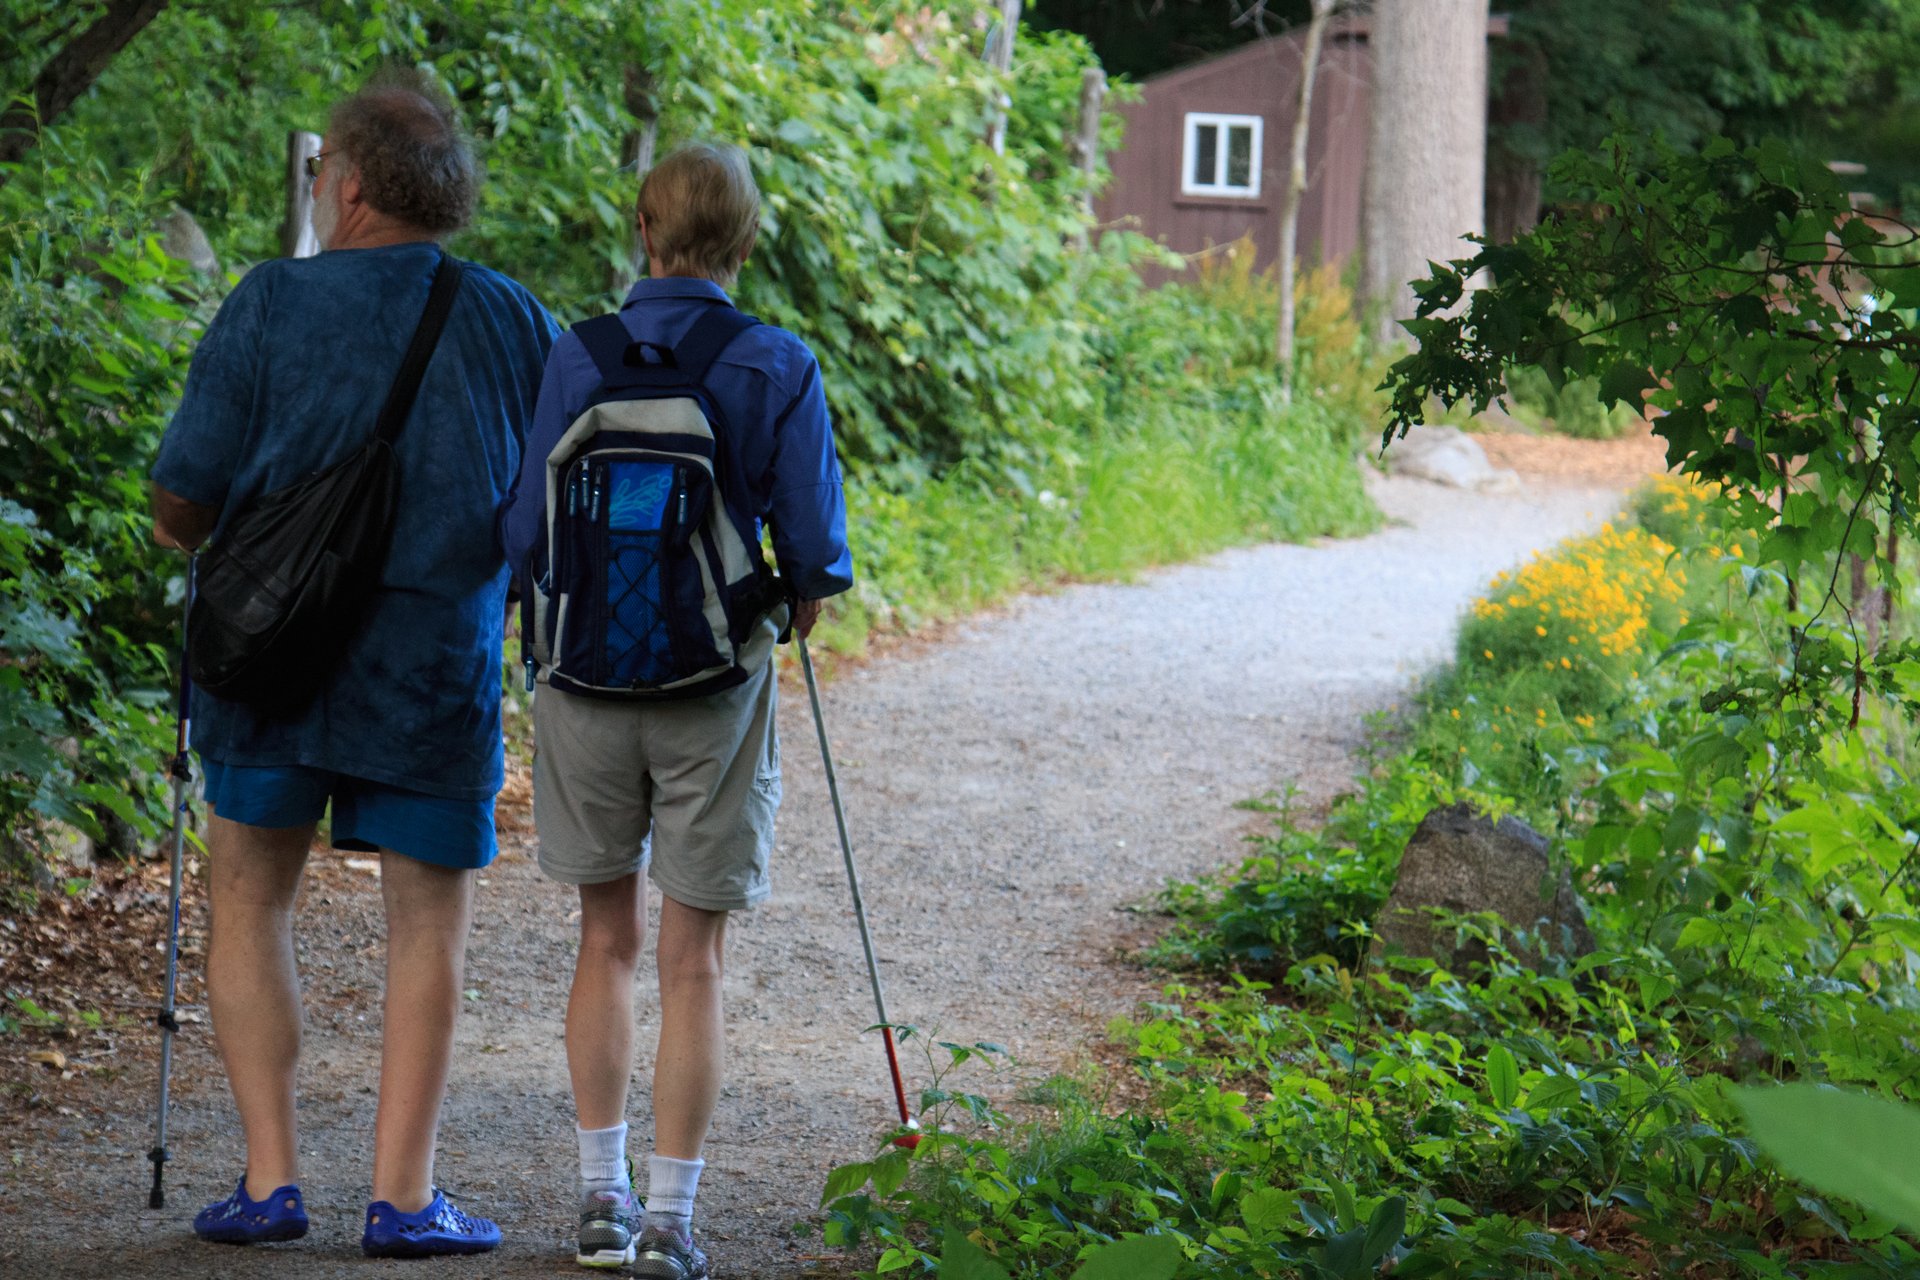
[150,73,557,1257]
[499,142,853,1278]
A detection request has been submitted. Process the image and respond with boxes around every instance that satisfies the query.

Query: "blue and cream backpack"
[520,304,786,700]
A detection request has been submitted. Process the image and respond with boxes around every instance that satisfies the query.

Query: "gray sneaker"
[631,1222,710,1280]
[575,1187,638,1269]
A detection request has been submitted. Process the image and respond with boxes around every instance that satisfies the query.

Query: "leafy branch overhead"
[0,0,170,170]
[1384,135,1920,560]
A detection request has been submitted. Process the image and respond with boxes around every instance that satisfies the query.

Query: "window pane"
[1226,125,1253,189]
[1192,124,1218,187]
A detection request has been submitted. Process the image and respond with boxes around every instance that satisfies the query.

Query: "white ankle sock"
[645,1153,705,1226]
[577,1122,629,1192]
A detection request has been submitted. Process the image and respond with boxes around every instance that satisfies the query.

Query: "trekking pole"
[149,556,196,1209]
[797,636,918,1147]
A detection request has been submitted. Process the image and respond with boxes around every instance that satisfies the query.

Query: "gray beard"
[311,184,341,250]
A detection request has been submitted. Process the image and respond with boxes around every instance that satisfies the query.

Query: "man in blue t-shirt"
[149,73,557,1258]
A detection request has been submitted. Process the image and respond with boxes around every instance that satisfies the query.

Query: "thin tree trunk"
[617,63,661,286]
[1485,36,1547,243]
[1066,66,1107,246]
[1886,529,1901,648]
[1277,0,1337,400]
[280,131,322,259]
[0,0,170,172]
[983,0,1023,157]
[1362,0,1491,348]
[1848,422,1892,654]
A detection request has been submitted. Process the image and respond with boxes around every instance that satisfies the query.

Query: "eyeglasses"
[304,150,336,181]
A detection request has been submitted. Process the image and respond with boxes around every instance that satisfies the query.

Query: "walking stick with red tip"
[797,637,919,1148]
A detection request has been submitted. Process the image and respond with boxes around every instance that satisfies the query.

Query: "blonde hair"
[636,143,761,286]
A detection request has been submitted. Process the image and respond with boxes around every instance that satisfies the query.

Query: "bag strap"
[373,250,466,446]
[673,306,760,382]
[571,304,760,391]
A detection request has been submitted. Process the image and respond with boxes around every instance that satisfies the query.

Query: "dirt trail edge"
[0,471,1630,1278]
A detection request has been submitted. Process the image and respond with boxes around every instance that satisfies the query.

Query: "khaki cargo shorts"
[531,622,781,911]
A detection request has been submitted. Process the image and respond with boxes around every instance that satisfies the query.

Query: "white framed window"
[1181,112,1264,198]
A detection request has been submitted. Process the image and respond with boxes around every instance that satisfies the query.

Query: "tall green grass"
[809,257,1384,656]
[814,396,1376,655]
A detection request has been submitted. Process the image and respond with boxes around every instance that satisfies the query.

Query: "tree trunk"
[1066,66,1107,246]
[1277,0,1338,399]
[1485,37,1548,243]
[0,0,170,171]
[1362,0,1491,348]
[280,131,322,259]
[616,63,661,286]
[983,0,1023,157]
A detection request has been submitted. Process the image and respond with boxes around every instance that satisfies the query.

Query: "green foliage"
[1148,773,1438,977]
[1498,363,1639,440]
[678,3,1120,481]
[1026,0,1302,81]
[1494,1,1920,207]
[1739,1084,1920,1237]
[0,151,206,868]
[820,460,1920,1274]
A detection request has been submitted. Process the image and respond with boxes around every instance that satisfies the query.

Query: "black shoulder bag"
[189,251,466,712]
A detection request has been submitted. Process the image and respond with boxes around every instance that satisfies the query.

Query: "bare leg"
[206,814,313,1199]
[567,873,648,1130]
[370,852,475,1211]
[652,895,729,1159]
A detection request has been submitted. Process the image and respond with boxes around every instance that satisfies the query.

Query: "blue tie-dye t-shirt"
[152,241,558,800]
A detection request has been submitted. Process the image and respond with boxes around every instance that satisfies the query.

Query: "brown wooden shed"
[1096,16,1506,281]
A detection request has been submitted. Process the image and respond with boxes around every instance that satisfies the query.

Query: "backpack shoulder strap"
[571,313,638,384]
[672,306,760,385]
[569,305,761,392]
[373,250,465,446]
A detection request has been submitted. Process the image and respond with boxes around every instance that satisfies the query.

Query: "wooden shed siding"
[1097,31,1375,281]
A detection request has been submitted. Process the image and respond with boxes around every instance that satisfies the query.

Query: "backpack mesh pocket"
[603,461,675,685]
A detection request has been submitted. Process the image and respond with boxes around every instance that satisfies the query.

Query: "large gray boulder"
[1383,424,1521,493]
[1374,803,1594,967]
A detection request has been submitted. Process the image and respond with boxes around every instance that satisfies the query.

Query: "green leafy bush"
[1499,362,1641,440]
[0,155,207,873]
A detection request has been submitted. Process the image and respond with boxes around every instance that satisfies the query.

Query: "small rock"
[1374,803,1594,968]
[42,823,94,870]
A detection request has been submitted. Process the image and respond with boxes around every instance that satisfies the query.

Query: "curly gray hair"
[326,70,477,235]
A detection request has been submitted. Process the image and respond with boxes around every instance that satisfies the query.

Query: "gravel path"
[0,471,1627,1279]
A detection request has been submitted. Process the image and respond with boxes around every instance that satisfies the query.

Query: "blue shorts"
[199,759,498,871]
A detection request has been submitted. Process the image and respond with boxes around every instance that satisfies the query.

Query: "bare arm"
[151,482,219,552]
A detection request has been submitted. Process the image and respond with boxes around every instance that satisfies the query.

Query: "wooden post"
[983,0,1022,157]
[280,130,321,259]
[1067,65,1107,243]
[1276,0,1337,399]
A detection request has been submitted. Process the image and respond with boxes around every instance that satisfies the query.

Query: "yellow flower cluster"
[1646,472,1718,519]
[1470,524,1686,661]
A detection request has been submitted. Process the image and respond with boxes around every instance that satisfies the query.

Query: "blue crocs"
[362,1188,501,1258]
[193,1176,309,1244]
